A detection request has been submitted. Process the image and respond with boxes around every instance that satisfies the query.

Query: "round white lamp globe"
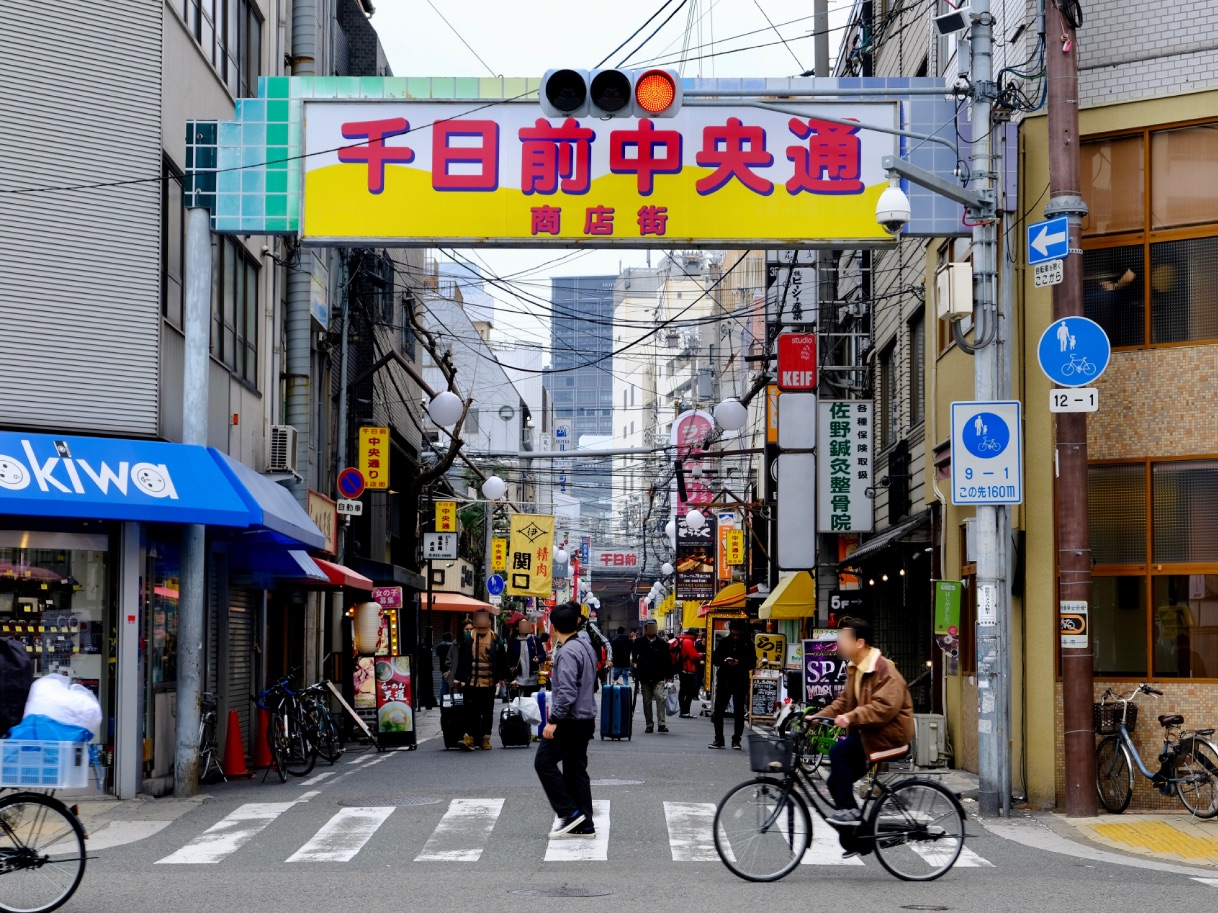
[714,398,748,432]
[664,520,677,540]
[554,548,569,565]
[685,509,706,531]
[481,475,507,500]
[427,390,464,426]
[661,562,674,577]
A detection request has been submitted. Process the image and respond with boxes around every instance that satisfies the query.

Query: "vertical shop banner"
[725,529,746,565]
[717,511,737,580]
[676,510,717,601]
[435,500,457,532]
[490,537,508,572]
[307,490,337,555]
[507,514,555,598]
[934,580,963,635]
[374,656,413,737]
[804,632,848,702]
[817,401,873,532]
[358,426,390,490]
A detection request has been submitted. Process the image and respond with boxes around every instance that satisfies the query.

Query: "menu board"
[750,671,782,721]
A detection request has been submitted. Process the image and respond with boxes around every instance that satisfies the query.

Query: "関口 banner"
[301,102,897,246]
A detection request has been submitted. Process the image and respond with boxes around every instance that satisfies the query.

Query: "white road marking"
[415,799,505,862]
[156,803,296,864]
[363,755,391,767]
[296,790,322,802]
[63,820,171,852]
[803,818,866,866]
[910,843,992,867]
[300,771,335,786]
[286,807,395,862]
[663,802,721,862]
[1193,878,1218,887]
[545,800,610,862]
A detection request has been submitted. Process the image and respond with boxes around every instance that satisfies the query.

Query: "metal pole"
[966,1,1009,818]
[814,0,830,78]
[175,207,212,798]
[484,498,495,597]
[1045,0,1095,817]
[336,254,351,563]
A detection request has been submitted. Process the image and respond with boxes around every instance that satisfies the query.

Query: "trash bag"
[7,713,93,742]
[23,674,102,737]
[510,695,542,726]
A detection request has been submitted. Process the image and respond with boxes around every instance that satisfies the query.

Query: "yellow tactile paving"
[1091,820,1218,860]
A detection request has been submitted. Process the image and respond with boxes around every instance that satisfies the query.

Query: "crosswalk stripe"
[300,771,335,786]
[286,807,395,862]
[932,845,992,867]
[157,802,296,864]
[415,799,505,862]
[804,819,865,866]
[664,802,722,862]
[545,800,611,862]
[1193,878,1218,887]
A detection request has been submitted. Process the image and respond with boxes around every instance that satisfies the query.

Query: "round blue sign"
[337,467,365,499]
[486,574,505,596]
[961,411,1010,459]
[1037,316,1111,387]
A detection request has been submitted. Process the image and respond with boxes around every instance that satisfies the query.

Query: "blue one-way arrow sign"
[1027,216,1070,265]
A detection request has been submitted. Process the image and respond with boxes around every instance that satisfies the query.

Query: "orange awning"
[419,592,498,613]
[309,558,375,591]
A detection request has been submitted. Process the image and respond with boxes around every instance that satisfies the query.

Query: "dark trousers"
[464,686,495,742]
[712,677,748,743]
[827,733,868,811]
[678,672,699,715]
[534,718,595,821]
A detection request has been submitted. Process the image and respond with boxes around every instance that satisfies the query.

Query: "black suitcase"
[499,707,532,748]
[441,694,465,750]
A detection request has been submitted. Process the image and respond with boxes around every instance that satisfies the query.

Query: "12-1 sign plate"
[1049,388,1098,412]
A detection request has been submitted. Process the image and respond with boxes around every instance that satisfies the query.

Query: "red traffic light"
[634,70,677,115]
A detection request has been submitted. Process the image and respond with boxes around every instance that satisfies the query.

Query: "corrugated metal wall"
[0,1,162,435]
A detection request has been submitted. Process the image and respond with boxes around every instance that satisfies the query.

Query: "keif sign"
[301,101,897,246]
[776,333,817,390]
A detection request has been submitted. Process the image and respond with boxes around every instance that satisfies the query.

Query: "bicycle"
[1095,683,1218,817]
[198,691,224,784]
[1061,355,1096,377]
[714,721,966,882]
[255,675,316,781]
[300,681,343,764]
[775,698,844,775]
[0,787,87,913]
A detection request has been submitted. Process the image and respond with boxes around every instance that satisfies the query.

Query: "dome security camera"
[876,182,912,235]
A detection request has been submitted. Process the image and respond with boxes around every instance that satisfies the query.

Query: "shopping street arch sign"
[187,75,969,247]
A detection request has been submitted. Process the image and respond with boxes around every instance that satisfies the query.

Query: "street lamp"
[555,548,569,565]
[427,390,464,426]
[481,475,507,500]
[713,398,748,432]
[661,561,674,577]
[685,509,706,531]
[664,519,677,541]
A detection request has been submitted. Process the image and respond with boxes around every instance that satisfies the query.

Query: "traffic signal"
[539,68,682,118]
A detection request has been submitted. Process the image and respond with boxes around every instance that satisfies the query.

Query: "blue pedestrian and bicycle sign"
[1037,316,1111,387]
[1027,216,1070,265]
[486,574,505,596]
[950,401,1022,505]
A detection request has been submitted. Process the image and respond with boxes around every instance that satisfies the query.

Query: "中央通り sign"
[302,102,897,247]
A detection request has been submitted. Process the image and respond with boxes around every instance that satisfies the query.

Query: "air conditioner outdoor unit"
[913,713,947,768]
[268,425,299,473]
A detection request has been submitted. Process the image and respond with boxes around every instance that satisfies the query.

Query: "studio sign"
[0,440,179,499]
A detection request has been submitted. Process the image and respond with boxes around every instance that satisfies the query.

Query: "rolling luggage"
[536,689,548,739]
[440,693,465,750]
[499,706,532,748]
[600,683,632,741]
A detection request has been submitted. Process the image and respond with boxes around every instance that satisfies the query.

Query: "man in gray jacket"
[535,600,599,838]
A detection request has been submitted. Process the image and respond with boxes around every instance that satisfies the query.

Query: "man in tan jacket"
[814,617,915,826]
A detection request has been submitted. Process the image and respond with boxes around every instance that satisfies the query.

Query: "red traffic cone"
[221,709,251,778]
[252,708,274,770]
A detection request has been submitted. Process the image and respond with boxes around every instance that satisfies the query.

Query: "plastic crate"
[1093,702,1137,736]
[0,741,90,789]
[748,734,796,774]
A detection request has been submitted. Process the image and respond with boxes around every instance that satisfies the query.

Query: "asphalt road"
[62,704,1218,913]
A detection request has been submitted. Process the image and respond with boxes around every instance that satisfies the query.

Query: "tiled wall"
[1053,680,1217,811]
[1089,346,1218,460]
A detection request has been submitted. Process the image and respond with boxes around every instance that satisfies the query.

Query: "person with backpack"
[453,609,509,751]
[507,616,547,696]
[674,628,703,718]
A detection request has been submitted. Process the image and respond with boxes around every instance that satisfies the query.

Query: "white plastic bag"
[665,682,680,716]
[24,674,103,737]
[511,695,542,726]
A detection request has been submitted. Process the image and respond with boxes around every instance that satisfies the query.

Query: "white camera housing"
[876,183,912,235]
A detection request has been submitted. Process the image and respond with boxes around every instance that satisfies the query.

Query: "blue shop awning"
[209,450,326,550]
[0,432,250,527]
[230,547,328,588]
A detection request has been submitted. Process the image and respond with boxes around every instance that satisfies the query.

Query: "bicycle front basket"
[1093,702,1137,736]
[747,734,795,774]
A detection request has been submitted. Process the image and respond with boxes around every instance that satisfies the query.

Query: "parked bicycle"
[714,720,967,882]
[254,674,316,782]
[1095,683,1218,817]
[198,691,223,784]
[300,681,343,765]
[0,787,87,913]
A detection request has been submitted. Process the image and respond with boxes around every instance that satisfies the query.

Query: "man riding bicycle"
[813,617,914,826]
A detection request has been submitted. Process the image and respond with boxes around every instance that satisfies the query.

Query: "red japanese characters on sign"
[777,333,818,390]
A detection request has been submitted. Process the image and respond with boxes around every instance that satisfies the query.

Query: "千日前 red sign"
[777,333,818,391]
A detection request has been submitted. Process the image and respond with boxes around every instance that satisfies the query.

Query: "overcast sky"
[372,0,852,344]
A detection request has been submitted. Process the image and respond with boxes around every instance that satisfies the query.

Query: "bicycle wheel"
[713,778,810,882]
[198,715,220,783]
[869,779,965,882]
[1175,738,1218,818]
[283,712,316,777]
[1096,736,1133,813]
[266,713,288,783]
[314,705,343,764]
[0,792,86,913]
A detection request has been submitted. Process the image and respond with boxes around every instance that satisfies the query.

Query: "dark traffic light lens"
[590,70,632,113]
[545,69,587,113]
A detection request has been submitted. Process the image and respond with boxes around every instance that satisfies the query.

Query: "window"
[178,0,261,97]
[1082,121,1218,348]
[210,237,259,385]
[908,313,925,426]
[162,158,185,327]
[879,343,898,449]
[1088,459,1218,678]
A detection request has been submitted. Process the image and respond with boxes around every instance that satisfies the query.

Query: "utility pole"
[1045,0,1095,817]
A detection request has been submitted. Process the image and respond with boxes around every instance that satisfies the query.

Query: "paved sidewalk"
[1059,812,1218,867]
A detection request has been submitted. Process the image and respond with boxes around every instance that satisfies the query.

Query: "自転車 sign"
[301,102,897,246]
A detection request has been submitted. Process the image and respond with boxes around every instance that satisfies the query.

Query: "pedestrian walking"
[453,609,508,751]
[633,619,672,734]
[674,628,702,718]
[609,626,633,686]
[709,619,756,750]
[535,600,599,838]
[507,616,546,696]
